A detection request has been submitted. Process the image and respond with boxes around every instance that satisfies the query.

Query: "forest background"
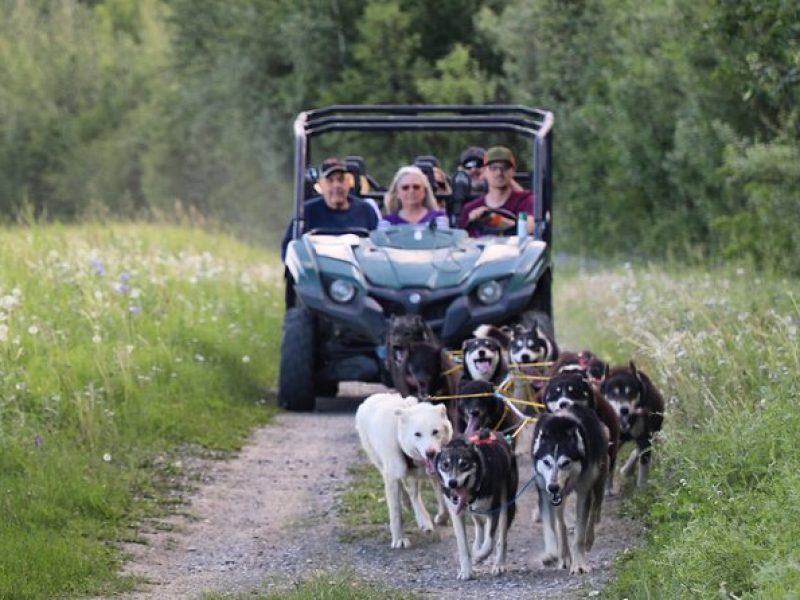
[1,0,798,273]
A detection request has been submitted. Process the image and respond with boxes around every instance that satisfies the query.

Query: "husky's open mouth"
[473,357,494,375]
[449,487,470,515]
[549,478,574,506]
[393,347,407,365]
[424,457,436,475]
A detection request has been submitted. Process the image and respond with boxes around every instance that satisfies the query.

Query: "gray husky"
[532,404,608,574]
[435,430,518,580]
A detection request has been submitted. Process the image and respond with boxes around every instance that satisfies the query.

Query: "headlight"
[329,279,356,303]
[476,280,504,305]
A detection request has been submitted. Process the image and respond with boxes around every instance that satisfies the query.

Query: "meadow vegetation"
[0,223,282,597]
[1,223,798,598]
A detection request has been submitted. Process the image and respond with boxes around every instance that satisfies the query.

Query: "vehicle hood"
[294,226,546,290]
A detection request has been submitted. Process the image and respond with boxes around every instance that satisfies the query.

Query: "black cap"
[320,159,347,178]
[460,146,486,168]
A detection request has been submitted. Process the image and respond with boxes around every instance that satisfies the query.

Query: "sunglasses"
[435,180,447,191]
[399,183,422,191]
[462,160,484,170]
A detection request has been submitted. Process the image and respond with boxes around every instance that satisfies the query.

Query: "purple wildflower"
[91,259,105,276]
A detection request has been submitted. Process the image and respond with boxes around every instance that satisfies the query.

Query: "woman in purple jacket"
[379,166,448,228]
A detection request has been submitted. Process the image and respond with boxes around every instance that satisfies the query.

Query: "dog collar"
[468,430,497,445]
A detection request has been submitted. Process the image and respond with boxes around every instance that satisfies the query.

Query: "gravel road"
[115,384,642,599]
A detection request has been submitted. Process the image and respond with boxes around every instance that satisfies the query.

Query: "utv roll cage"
[290,104,554,244]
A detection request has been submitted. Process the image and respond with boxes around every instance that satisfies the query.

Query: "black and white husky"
[461,336,507,385]
[456,380,524,443]
[508,319,559,369]
[542,372,620,494]
[600,361,665,487]
[532,404,608,574]
[435,430,519,580]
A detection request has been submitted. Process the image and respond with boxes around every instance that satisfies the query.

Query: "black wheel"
[278,307,317,411]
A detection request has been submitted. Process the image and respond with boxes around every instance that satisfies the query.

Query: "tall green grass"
[555,263,800,599]
[0,223,283,597]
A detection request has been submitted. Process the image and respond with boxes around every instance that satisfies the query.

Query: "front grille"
[421,296,456,321]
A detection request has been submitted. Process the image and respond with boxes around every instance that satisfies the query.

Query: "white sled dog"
[355,392,453,548]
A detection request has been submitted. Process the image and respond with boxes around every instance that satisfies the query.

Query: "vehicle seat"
[413,155,439,193]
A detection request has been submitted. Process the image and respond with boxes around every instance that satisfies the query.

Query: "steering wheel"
[471,208,518,236]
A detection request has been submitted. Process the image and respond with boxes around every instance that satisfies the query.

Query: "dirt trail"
[116,385,642,599]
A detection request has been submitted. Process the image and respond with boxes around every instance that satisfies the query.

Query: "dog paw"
[417,519,433,531]
[434,511,449,526]
[570,561,590,575]
[473,549,492,564]
[390,537,411,549]
[456,568,473,581]
[491,564,506,576]
[540,553,558,567]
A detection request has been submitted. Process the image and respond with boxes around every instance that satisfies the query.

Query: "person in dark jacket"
[281,158,378,261]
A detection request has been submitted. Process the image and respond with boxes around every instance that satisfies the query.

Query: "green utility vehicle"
[279,105,554,411]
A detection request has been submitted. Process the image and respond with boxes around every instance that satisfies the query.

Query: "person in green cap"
[457,145,533,237]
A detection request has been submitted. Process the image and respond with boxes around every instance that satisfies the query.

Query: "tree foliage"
[0,0,798,270]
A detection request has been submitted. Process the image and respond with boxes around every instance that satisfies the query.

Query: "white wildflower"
[102,453,112,463]
[242,355,251,364]
[1,294,19,310]
[92,334,102,344]
[28,325,39,336]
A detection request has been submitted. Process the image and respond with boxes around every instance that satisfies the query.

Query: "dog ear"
[629,360,638,377]
[443,418,453,440]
